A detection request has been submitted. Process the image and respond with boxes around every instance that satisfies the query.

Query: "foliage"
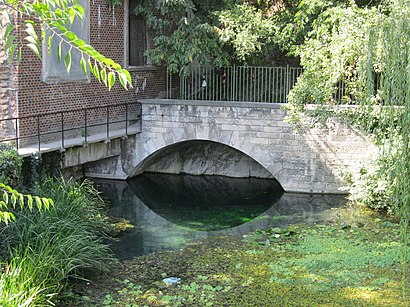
[0,177,113,306]
[0,145,52,225]
[357,0,410,288]
[216,4,275,63]
[0,182,53,224]
[0,0,132,90]
[0,143,23,184]
[285,3,384,124]
[135,0,296,73]
[0,143,22,186]
[348,162,393,212]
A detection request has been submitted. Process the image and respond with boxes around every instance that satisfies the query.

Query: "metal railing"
[0,102,141,154]
[167,65,303,103]
[167,65,352,104]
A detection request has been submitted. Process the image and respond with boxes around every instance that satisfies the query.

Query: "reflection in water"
[94,174,347,260]
[128,174,284,230]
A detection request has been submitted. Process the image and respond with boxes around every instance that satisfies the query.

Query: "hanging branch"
[0,0,132,90]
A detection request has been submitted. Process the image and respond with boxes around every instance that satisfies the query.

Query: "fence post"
[286,64,290,102]
[37,115,40,152]
[84,109,88,144]
[125,104,128,135]
[15,118,19,150]
[106,105,110,139]
[61,112,64,149]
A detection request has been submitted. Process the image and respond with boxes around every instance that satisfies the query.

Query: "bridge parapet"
[130,99,376,194]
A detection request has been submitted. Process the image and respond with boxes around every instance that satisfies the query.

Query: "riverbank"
[60,206,409,306]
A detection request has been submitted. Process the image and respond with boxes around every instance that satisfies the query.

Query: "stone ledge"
[139,99,284,109]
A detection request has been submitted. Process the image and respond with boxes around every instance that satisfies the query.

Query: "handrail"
[0,102,141,154]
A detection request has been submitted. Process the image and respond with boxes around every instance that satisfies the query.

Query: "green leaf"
[4,34,15,51]
[19,194,24,209]
[42,197,50,210]
[27,43,41,58]
[10,193,16,207]
[57,41,63,63]
[100,68,107,86]
[108,71,116,90]
[80,56,87,75]
[25,35,38,45]
[120,69,132,86]
[35,196,42,210]
[48,34,54,54]
[64,50,72,73]
[27,195,33,211]
[119,72,127,89]
[3,23,15,40]
[3,191,8,205]
[25,22,37,38]
[8,44,16,62]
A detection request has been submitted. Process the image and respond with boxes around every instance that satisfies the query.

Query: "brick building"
[0,0,168,147]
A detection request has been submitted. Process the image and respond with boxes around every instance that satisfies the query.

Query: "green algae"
[61,207,409,306]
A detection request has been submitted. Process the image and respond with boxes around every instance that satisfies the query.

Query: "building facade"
[0,0,167,144]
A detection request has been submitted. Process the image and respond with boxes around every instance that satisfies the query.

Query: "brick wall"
[3,0,166,139]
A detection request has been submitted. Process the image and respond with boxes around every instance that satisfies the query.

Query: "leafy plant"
[0,143,22,186]
[0,177,113,305]
[1,0,132,90]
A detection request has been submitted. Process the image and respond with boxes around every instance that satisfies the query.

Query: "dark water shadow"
[93,174,347,260]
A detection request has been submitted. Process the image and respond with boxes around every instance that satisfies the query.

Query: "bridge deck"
[17,123,140,157]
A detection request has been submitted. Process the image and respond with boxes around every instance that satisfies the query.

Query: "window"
[42,0,90,83]
[128,0,148,66]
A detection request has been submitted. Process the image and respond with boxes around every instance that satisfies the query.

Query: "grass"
[63,206,409,306]
[0,178,113,306]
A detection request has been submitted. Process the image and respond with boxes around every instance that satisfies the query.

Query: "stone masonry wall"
[131,99,377,194]
[0,11,17,140]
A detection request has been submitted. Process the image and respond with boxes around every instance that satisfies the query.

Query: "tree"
[135,0,296,74]
[0,0,132,90]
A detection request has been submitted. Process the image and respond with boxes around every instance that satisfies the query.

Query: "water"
[94,174,347,260]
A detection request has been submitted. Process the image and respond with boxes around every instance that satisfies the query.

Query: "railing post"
[84,109,88,144]
[125,103,128,135]
[166,71,170,99]
[286,64,290,102]
[37,115,40,152]
[15,118,19,150]
[61,112,65,149]
[106,105,110,139]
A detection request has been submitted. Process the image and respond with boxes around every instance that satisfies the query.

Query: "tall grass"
[0,178,113,306]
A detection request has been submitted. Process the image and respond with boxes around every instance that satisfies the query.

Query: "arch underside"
[130,139,282,187]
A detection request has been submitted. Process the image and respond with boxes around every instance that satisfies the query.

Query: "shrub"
[0,143,22,186]
[348,151,394,212]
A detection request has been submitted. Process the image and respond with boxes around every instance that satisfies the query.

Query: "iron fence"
[167,65,350,103]
[167,65,303,103]
[0,102,141,154]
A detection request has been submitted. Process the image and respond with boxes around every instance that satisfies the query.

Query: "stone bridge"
[73,99,376,194]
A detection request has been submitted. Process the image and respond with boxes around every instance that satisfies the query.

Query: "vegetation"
[0,145,52,224]
[0,0,131,89]
[62,207,408,306]
[0,178,113,306]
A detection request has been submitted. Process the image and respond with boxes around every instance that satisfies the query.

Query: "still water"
[94,174,346,260]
